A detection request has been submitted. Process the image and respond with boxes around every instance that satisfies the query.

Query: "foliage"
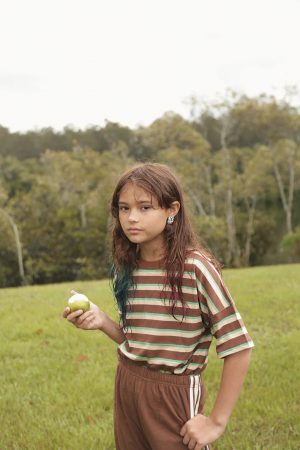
[281,225,300,259]
[0,93,300,286]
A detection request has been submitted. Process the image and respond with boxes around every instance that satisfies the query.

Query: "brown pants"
[114,355,211,450]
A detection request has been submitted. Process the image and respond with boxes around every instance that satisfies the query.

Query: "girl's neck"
[138,242,165,262]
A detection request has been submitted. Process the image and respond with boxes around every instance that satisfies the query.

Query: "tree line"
[1,92,300,287]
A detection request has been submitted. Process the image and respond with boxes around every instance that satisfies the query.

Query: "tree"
[0,179,25,285]
[234,146,275,266]
[268,139,300,234]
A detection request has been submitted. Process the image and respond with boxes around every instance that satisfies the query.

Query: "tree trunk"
[225,182,240,267]
[0,209,25,283]
[270,143,295,234]
[11,220,25,281]
[221,119,240,267]
[187,189,207,216]
[79,204,87,228]
[244,196,256,266]
[205,165,215,216]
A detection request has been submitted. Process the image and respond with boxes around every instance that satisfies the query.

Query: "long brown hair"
[110,162,220,328]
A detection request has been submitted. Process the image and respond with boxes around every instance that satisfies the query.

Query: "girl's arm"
[100,312,126,344]
[180,348,252,449]
[209,347,252,427]
[63,302,126,345]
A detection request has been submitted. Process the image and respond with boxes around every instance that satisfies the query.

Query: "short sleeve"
[194,255,255,358]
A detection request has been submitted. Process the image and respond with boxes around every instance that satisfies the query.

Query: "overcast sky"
[1,0,300,132]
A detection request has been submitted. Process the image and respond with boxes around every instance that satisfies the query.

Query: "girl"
[63,163,254,450]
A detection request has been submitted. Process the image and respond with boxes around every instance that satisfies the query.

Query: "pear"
[68,293,90,313]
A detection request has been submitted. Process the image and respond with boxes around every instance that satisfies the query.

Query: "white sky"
[1,0,300,132]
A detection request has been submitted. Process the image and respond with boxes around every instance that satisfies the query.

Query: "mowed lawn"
[0,264,299,450]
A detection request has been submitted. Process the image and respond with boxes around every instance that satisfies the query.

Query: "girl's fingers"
[196,445,205,450]
[63,306,71,318]
[180,425,187,436]
[77,315,93,328]
[187,439,197,450]
[70,289,78,295]
[67,310,84,321]
[77,310,93,325]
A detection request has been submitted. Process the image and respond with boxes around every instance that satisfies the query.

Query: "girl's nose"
[128,210,139,222]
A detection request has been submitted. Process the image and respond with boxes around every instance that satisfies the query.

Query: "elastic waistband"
[117,354,202,386]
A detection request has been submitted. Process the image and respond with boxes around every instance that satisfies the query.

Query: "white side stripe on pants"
[189,374,210,450]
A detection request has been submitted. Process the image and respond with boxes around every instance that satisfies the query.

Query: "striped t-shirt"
[118,251,254,375]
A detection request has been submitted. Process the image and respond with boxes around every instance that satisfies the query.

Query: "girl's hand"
[63,292,106,331]
[180,414,226,450]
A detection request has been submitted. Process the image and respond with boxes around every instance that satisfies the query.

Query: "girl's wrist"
[98,311,108,331]
[208,412,228,429]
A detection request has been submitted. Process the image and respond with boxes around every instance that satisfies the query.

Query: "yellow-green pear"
[68,293,90,313]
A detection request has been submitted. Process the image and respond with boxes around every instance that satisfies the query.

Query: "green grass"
[0,265,299,449]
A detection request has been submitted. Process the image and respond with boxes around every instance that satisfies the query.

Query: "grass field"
[0,264,299,450]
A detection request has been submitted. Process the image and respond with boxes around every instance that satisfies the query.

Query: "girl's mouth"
[128,228,142,234]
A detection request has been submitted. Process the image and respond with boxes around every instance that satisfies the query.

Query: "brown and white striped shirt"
[118,251,254,375]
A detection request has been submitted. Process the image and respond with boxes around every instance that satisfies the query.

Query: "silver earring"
[167,216,175,224]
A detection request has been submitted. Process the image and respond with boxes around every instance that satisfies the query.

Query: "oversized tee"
[118,251,254,375]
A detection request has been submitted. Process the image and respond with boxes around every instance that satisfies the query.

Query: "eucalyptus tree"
[233,146,275,265]
[0,156,36,285]
[267,139,300,234]
[229,94,300,234]
[0,180,25,285]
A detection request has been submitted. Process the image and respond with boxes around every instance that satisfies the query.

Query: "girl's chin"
[127,235,144,243]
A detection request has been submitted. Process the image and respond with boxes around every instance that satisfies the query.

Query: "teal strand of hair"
[111,264,131,329]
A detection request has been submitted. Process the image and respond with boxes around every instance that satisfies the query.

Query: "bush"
[281,225,300,261]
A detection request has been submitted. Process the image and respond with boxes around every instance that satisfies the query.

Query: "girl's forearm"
[209,348,252,427]
[100,313,126,344]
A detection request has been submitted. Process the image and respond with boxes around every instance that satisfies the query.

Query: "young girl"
[63,163,254,450]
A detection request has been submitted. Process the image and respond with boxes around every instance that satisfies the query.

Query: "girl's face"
[118,183,179,250]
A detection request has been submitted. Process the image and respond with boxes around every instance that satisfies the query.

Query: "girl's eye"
[118,205,151,212]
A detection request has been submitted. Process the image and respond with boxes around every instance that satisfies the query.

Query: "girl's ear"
[169,201,180,217]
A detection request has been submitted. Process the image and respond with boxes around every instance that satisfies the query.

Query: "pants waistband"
[117,354,202,386]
